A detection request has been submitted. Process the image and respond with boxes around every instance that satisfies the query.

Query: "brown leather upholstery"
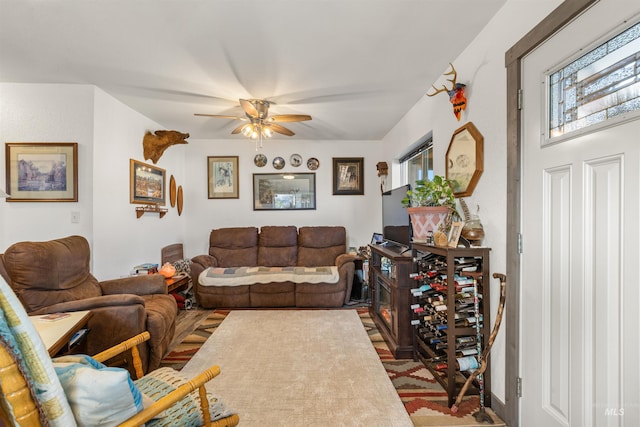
[207,227,259,267]
[191,226,355,308]
[0,235,177,374]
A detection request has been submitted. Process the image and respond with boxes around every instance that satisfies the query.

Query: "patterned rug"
[160,308,505,427]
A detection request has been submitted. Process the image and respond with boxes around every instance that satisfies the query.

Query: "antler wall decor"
[426,63,467,121]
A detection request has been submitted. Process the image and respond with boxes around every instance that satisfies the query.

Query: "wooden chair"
[0,275,239,427]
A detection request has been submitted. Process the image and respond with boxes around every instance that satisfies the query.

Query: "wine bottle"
[433,356,479,372]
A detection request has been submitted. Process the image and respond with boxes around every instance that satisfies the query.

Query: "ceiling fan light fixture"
[262,125,273,138]
[241,124,253,137]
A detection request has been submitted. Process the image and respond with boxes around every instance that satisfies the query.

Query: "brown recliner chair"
[0,235,177,374]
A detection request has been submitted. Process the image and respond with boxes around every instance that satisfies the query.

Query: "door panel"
[521,1,640,426]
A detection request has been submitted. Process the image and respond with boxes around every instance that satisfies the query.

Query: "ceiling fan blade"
[194,114,246,120]
[231,124,245,134]
[240,99,259,117]
[268,114,312,123]
[270,123,295,136]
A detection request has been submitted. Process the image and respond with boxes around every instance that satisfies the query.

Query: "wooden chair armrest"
[92,332,150,379]
[118,365,239,427]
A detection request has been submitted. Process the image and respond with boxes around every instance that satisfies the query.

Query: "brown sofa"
[0,235,177,374]
[191,226,356,308]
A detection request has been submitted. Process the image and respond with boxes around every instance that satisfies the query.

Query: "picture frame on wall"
[5,142,78,202]
[253,173,316,210]
[332,157,364,195]
[130,159,166,205]
[208,156,239,199]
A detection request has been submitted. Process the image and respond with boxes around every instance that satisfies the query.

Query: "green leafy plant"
[401,175,457,211]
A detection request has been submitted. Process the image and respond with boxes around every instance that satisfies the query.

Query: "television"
[381,184,412,250]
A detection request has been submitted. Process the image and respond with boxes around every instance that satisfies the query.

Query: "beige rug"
[180,310,413,426]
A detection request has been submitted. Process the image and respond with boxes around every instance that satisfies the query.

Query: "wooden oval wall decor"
[169,175,177,207]
[177,185,184,216]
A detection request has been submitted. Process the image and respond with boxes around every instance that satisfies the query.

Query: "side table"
[30,310,92,357]
[165,273,190,293]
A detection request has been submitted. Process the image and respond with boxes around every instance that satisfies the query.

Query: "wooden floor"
[165,308,210,355]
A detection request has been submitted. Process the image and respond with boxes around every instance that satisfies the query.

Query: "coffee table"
[30,310,92,356]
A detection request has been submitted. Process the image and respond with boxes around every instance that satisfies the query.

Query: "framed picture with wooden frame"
[446,121,484,197]
[208,156,239,199]
[332,157,364,195]
[130,159,166,205]
[5,142,78,202]
[448,221,464,248]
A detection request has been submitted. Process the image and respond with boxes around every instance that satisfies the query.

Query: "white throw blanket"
[199,266,339,287]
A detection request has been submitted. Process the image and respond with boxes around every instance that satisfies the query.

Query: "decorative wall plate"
[177,186,184,216]
[254,153,267,167]
[289,154,302,167]
[169,175,177,207]
[307,157,319,170]
[272,156,285,170]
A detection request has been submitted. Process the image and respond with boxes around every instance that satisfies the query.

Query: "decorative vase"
[461,214,485,246]
[407,206,451,242]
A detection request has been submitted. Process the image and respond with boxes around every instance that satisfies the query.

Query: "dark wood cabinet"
[411,243,491,408]
[368,244,414,359]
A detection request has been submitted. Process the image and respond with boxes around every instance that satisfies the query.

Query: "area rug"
[160,308,505,427]
[178,310,413,426]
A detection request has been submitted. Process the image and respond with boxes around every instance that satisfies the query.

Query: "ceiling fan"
[195,99,312,145]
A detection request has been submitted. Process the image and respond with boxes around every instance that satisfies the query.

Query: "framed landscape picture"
[130,159,166,205]
[5,142,78,202]
[332,157,364,195]
[208,156,239,199]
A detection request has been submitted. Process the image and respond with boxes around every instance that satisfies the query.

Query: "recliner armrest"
[100,274,167,296]
[190,255,219,284]
[29,294,146,315]
[335,253,357,269]
[191,254,219,268]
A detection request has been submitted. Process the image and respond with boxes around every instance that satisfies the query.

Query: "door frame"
[504,1,597,426]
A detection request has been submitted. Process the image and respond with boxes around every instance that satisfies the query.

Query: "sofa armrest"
[100,274,167,296]
[191,254,218,268]
[335,253,357,269]
[190,255,218,284]
[29,294,147,315]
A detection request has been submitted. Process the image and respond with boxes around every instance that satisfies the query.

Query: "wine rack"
[410,243,491,408]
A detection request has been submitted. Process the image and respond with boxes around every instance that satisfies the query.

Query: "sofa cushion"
[257,226,298,267]
[209,227,258,267]
[297,226,346,267]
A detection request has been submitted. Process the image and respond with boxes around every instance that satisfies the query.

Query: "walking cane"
[451,272,507,423]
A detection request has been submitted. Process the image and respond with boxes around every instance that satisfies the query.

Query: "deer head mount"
[426,63,467,121]
[143,130,189,164]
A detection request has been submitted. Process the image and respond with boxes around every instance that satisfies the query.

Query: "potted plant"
[401,175,459,243]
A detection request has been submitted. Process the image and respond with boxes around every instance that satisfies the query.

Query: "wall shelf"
[135,205,168,218]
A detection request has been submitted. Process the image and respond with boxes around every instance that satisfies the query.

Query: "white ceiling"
[0,0,506,141]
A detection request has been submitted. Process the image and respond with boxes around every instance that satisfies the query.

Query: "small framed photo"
[208,156,239,199]
[5,142,78,202]
[448,221,465,248]
[332,157,364,195]
[130,159,166,205]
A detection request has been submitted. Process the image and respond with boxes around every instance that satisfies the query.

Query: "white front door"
[521,1,640,426]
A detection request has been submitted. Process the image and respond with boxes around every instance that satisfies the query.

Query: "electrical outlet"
[71,211,80,223]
